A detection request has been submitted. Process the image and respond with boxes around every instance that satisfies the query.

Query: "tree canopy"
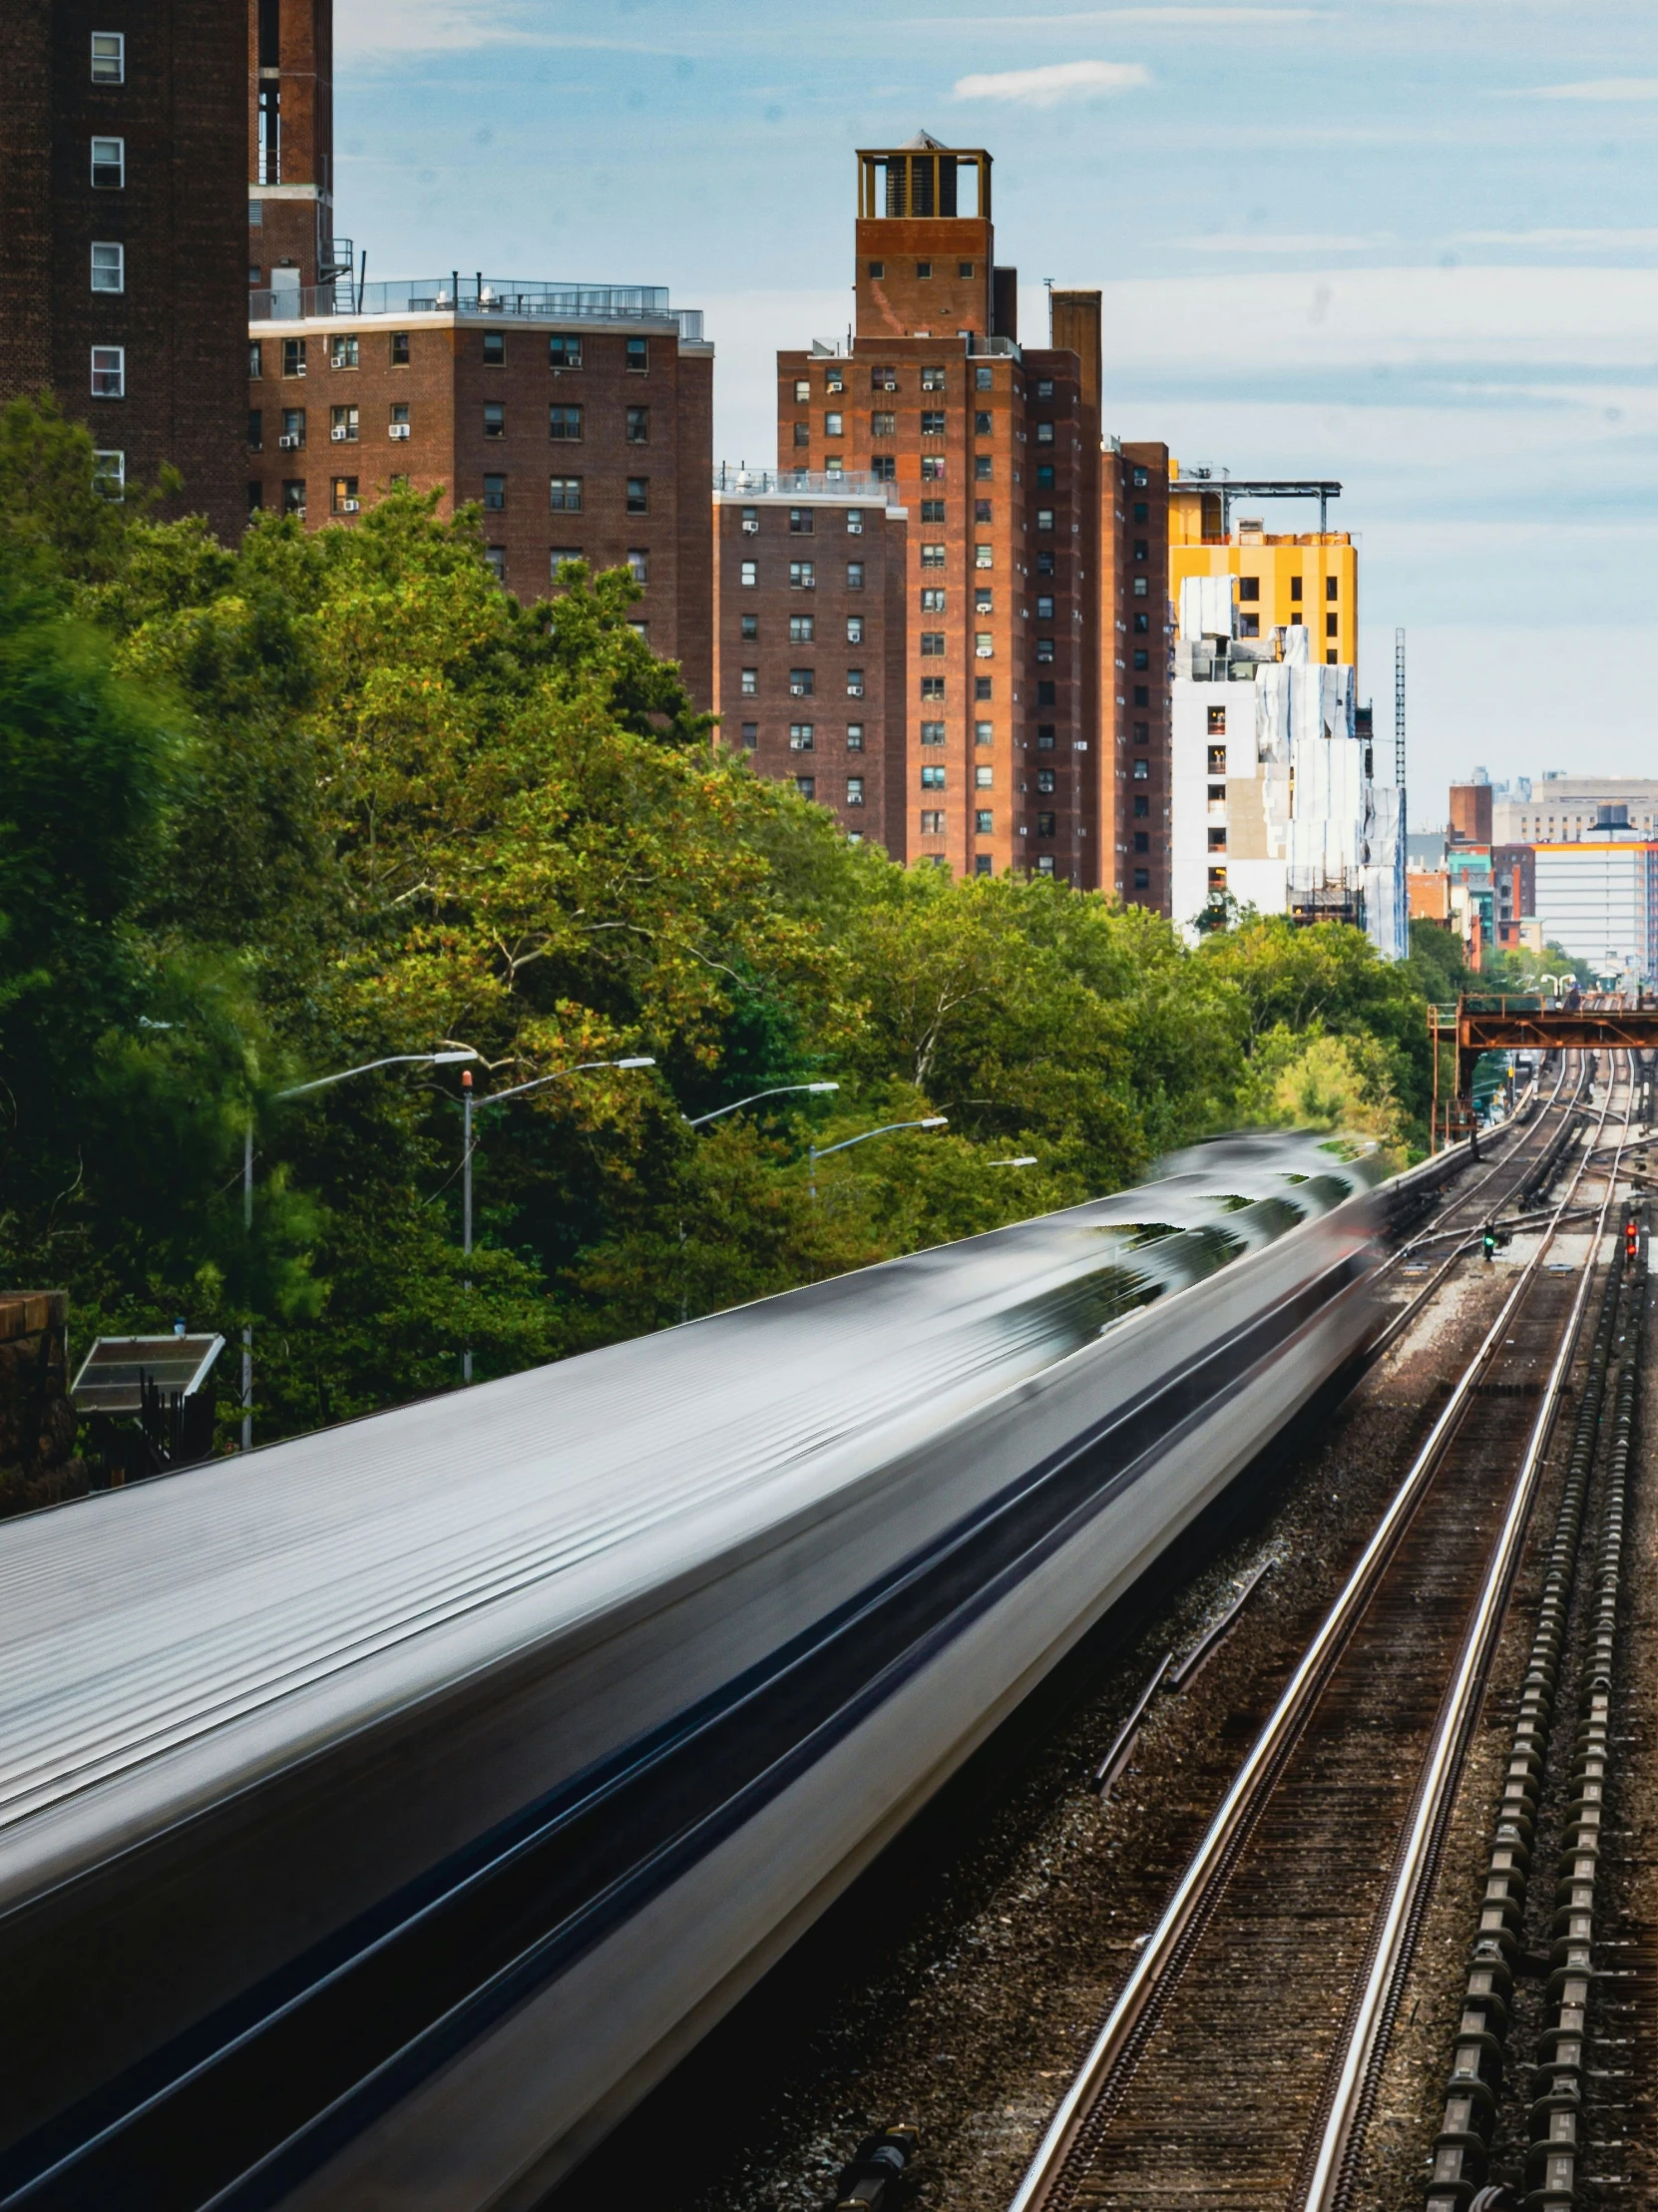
[0,395,1454,1451]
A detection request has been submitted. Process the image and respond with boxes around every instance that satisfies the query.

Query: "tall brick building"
[712,472,908,850]
[777,137,1102,879]
[0,0,246,538]
[248,0,340,292]
[1101,442,1174,910]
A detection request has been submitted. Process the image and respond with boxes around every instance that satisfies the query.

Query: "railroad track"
[1007,1056,1647,2212]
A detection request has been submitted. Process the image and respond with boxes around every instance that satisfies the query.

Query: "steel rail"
[1297,1054,1641,2212]
[1006,1054,1625,2212]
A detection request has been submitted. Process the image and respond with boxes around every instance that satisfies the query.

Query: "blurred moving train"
[0,1131,1387,2211]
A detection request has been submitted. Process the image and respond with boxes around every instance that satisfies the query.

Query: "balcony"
[249,276,701,343]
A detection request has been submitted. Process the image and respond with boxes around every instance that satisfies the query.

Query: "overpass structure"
[1431,997,1658,1144]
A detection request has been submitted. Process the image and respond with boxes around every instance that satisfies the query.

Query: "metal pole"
[462,1069,473,1384]
[241,1119,253,1450]
[1394,626,1407,842]
[809,1144,817,1203]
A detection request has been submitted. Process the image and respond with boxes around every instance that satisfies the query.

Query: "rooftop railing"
[249,276,701,341]
[713,465,894,501]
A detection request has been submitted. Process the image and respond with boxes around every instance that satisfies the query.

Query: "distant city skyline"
[330,0,1658,825]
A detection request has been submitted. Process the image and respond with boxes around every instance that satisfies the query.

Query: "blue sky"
[334,0,1658,823]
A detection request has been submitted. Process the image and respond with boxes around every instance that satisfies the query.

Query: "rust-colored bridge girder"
[1427,998,1658,1149]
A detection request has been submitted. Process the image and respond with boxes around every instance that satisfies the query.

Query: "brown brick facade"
[0,0,246,539]
[1101,441,1173,913]
[712,484,907,848]
[248,0,335,291]
[778,139,1102,880]
[246,309,714,700]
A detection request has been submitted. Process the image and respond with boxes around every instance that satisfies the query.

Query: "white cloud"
[334,0,679,57]
[1169,231,1391,251]
[1455,226,1658,248]
[1504,76,1658,101]
[952,59,1150,104]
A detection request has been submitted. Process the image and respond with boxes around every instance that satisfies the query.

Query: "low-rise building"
[712,470,907,851]
[1170,578,1404,957]
[246,275,714,702]
[1533,838,1658,982]
[1491,774,1658,845]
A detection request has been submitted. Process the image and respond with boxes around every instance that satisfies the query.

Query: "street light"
[808,1115,948,1201]
[988,1155,1039,1167]
[241,1048,480,1450]
[683,1081,840,1128]
[460,1056,656,1382]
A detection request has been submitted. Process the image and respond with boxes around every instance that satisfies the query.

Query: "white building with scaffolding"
[1170,577,1406,957]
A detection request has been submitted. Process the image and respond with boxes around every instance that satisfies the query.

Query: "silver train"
[0,1130,1386,2211]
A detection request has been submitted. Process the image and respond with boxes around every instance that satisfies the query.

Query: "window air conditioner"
[341,499,360,513]
[389,422,411,440]
[330,425,350,441]
[741,519,758,534]
[277,432,299,449]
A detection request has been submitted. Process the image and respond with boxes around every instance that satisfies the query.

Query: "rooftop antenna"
[1394,626,1408,842]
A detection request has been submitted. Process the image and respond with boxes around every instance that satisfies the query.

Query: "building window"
[976,588,994,614]
[1131,576,1148,598]
[788,507,814,535]
[868,261,885,279]
[1036,678,1054,705]
[920,456,944,482]
[976,500,993,524]
[1036,593,1054,619]
[1208,826,1227,851]
[847,722,865,750]
[91,137,125,188]
[1132,683,1149,707]
[626,337,648,372]
[549,334,583,369]
[483,403,505,438]
[249,339,263,379]
[921,810,946,835]
[91,30,125,81]
[740,722,758,748]
[1326,575,1339,600]
[1133,721,1149,743]
[550,475,583,511]
[976,675,993,700]
[789,667,815,696]
[921,765,947,790]
[789,561,815,588]
[1133,796,1150,818]
[279,406,305,449]
[482,474,506,510]
[975,720,994,747]
[920,632,946,657]
[1036,812,1056,838]
[921,410,947,436]
[247,478,263,513]
[974,410,993,438]
[331,403,359,442]
[626,478,648,513]
[1133,503,1148,524]
[916,365,947,394]
[1207,746,1226,776]
[90,240,124,292]
[847,668,864,696]
[625,548,648,584]
[922,499,946,524]
[790,614,815,643]
[845,508,865,535]
[1036,638,1054,664]
[1326,612,1339,638]
[550,405,583,440]
[846,777,865,806]
[1237,577,1260,602]
[847,615,864,643]
[1036,464,1055,490]
[921,676,945,700]
[975,633,994,660]
[1237,614,1260,639]
[1131,466,1148,488]
[795,776,815,799]
[971,545,994,574]
[1132,610,1148,632]
[846,561,865,590]
[1035,421,1054,446]
[824,411,843,438]
[282,479,305,517]
[793,422,811,448]
[551,548,583,578]
[94,449,125,494]
[331,476,359,514]
[741,613,758,639]
[921,721,946,746]
[872,411,897,438]
[1038,725,1056,750]
[1133,867,1150,889]
[976,766,993,790]
[921,543,946,570]
[1290,576,1303,602]
[628,620,647,641]
[826,366,844,393]
[483,331,505,365]
[871,365,898,391]
[327,333,358,371]
[975,366,994,390]
[1326,649,1338,664]
[391,331,410,364]
[1036,769,1054,794]
[1036,507,1055,532]
[916,260,933,278]
[976,810,994,835]
[282,337,306,378]
[1207,867,1227,894]
[792,378,810,403]
[1132,648,1148,670]
[739,557,757,586]
[789,722,815,751]
[485,546,507,582]
[741,667,757,695]
[90,345,124,398]
[921,588,946,613]
[975,456,993,482]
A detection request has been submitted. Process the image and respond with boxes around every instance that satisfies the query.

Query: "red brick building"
[712,472,908,850]
[1101,440,1174,909]
[0,0,246,537]
[245,282,714,699]
[777,136,1102,879]
[248,0,341,294]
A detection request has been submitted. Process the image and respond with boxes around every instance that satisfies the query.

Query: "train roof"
[0,1129,1377,1910]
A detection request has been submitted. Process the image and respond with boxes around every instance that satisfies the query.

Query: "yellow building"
[1167,467,1358,671]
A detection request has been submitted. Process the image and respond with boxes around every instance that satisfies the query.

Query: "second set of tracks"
[1007,1054,1651,2212]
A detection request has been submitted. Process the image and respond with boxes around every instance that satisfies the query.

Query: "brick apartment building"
[1101,441,1174,910]
[248,0,339,292]
[712,472,908,850]
[0,0,246,538]
[777,136,1103,879]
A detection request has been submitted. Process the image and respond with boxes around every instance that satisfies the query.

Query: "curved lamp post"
[683,1081,839,1128]
[241,1048,480,1450]
[808,1115,948,1201]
